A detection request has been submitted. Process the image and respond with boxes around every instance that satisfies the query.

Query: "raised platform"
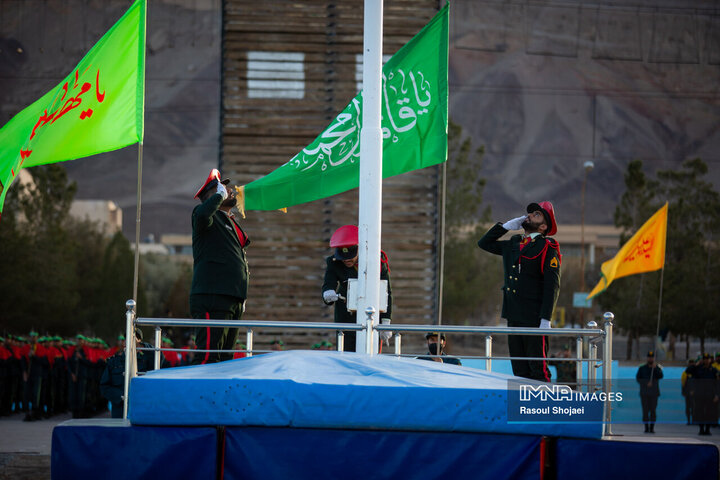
[128,350,600,438]
[51,352,719,479]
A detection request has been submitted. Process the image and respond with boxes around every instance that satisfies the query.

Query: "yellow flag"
[587,203,668,299]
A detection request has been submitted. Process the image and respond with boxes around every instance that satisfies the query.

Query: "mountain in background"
[2,0,718,239]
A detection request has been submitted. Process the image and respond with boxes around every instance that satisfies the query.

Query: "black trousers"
[190,294,245,365]
[508,334,551,382]
[641,394,659,422]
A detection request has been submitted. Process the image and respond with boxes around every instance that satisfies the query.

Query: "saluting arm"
[478,223,508,255]
[193,194,224,230]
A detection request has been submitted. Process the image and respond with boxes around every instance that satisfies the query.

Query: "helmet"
[526,201,557,236]
[330,225,358,248]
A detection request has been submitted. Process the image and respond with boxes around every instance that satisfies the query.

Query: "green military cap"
[0,337,4,342]
[17,336,26,342]
[118,335,125,341]
[321,340,333,348]
[62,340,74,345]
[29,330,39,337]
[53,336,62,341]
[76,334,85,340]
[38,336,48,342]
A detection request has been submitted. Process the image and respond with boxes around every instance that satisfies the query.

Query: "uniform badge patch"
[550,257,558,268]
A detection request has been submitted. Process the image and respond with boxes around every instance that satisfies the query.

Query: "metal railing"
[122,300,615,435]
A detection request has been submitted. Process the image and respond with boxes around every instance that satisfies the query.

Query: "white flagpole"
[357,0,384,354]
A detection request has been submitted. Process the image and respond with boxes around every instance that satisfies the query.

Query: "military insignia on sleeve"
[550,257,558,268]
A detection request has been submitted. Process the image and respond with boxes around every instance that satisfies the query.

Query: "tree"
[0,164,149,339]
[440,120,502,326]
[654,158,720,354]
[598,158,720,359]
[598,160,660,359]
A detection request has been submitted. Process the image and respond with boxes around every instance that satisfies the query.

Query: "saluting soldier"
[688,353,720,436]
[190,169,250,365]
[478,202,561,382]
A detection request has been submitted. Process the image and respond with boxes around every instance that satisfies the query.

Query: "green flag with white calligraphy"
[240,4,448,212]
[0,0,146,218]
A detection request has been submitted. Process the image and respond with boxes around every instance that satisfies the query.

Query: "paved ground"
[0,411,109,480]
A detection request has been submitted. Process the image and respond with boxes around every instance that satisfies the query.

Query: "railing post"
[153,326,162,370]
[602,312,614,435]
[575,335,583,391]
[590,343,598,391]
[586,321,597,392]
[364,307,375,355]
[245,329,254,357]
[485,335,492,371]
[394,333,401,357]
[336,331,345,352]
[123,300,136,420]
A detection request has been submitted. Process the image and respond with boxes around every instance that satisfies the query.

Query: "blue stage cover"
[224,427,541,480]
[556,437,719,480]
[129,350,601,438]
[51,419,217,480]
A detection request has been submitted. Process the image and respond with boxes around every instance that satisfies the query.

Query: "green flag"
[240,4,448,212]
[0,0,146,218]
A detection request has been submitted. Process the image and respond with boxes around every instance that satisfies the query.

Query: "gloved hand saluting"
[502,215,526,231]
[323,290,339,303]
[539,319,551,329]
[379,318,392,345]
[216,182,228,200]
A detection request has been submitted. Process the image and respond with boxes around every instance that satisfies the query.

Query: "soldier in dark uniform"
[322,225,392,353]
[100,329,153,418]
[478,202,561,382]
[417,332,462,365]
[0,337,11,416]
[23,331,47,421]
[190,169,250,365]
[688,353,720,436]
[636,350,663,433]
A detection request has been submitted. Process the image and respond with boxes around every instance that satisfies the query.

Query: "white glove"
[540,319,551,329]
[216,182,228,200]
[502,215,526,231]
[323,290,339,303]
[379,319,392,344]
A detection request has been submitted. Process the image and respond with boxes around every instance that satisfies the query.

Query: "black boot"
[644,423,649,433]
[649,423,655,433]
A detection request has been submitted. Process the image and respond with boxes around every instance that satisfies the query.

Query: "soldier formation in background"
[0,331,197,420]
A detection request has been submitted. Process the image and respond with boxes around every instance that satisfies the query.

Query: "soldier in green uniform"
[322,225,392,353]
[190,169,250,365]
[478,202,561,382]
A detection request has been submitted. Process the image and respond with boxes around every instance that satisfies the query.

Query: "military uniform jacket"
[478,223,561,327]
[191,193,250,300]
[636,363,663,396]
[322,255,392,324]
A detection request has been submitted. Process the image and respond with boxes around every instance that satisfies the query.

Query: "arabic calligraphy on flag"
[239,4,448,212]
[0,0,146,217]
[587,203,668,299]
